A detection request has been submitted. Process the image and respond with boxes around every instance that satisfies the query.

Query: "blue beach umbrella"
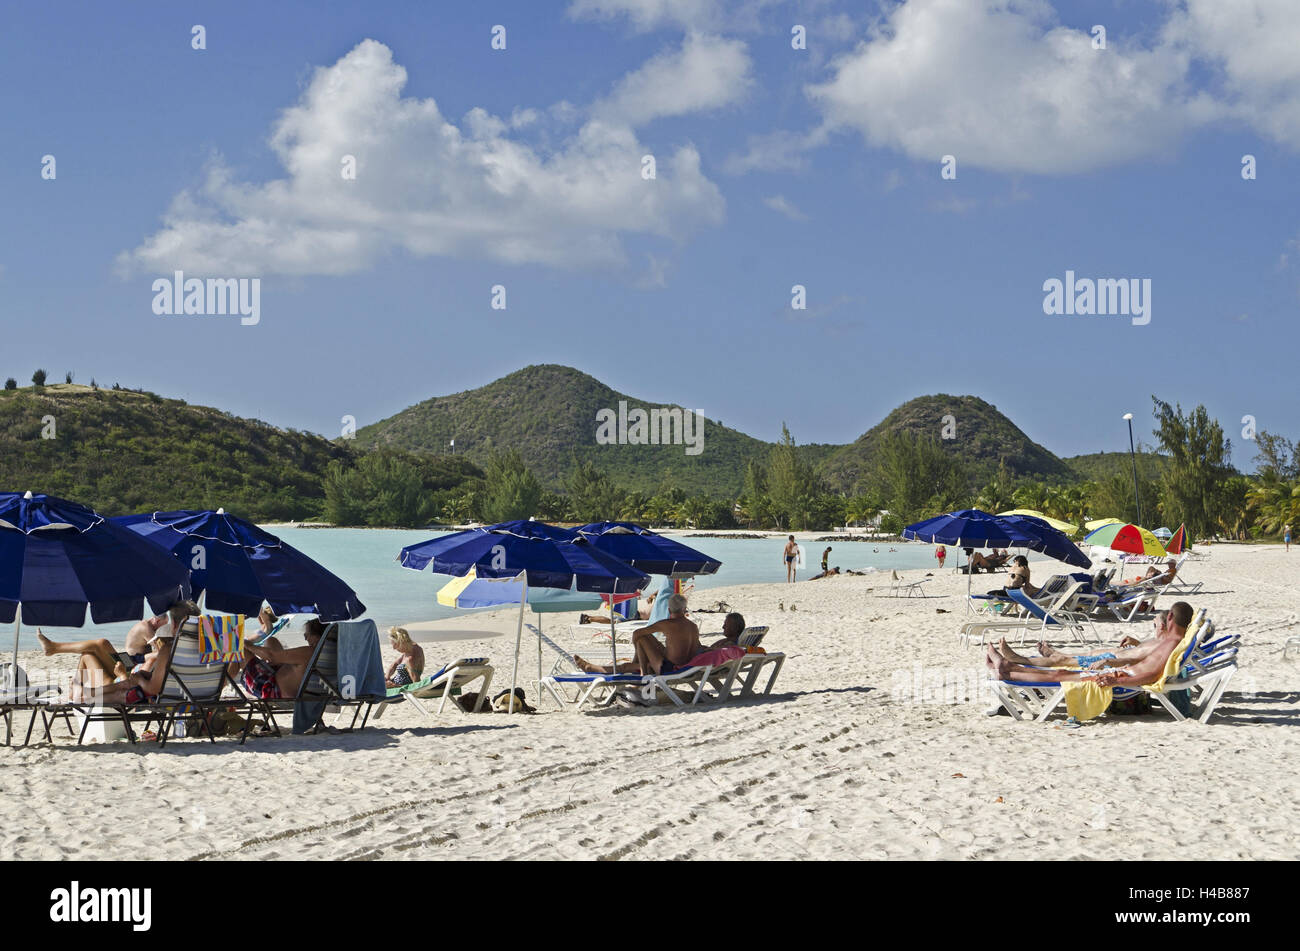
[113,509,366,621]
[574,522,722,577]
[0,492,192,737]
[902,509,1022,548]
[400,520,649,593]
[400,520,650,709]
[997,514,1091,569]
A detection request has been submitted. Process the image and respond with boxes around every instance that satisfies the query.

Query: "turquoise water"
[12,531,938,649]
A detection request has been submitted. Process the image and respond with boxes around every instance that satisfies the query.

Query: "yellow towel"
[1061,615,1203,719]
[1063,680,1113,720]
[1143,615,1201,694]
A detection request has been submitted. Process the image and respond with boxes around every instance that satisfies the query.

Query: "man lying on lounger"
[985,601,1193,688]
[990,603,1188,670]
[573,593,702,677]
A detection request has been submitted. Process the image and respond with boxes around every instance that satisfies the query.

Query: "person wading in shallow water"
[785,535,799,583]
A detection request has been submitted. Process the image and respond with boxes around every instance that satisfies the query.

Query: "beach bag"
[492,688,535,714]
[1166,676,1194,717]
[206,707,247,736]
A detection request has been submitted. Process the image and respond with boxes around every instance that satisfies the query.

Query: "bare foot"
[37,632,57,656]
[996,637,1032,665]
[572,655,601,674]
[986,646,1011,679]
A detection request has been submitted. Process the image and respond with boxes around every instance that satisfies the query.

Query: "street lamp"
[1122,413,1141,525]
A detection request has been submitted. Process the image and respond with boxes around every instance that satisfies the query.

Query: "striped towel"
[198,615,245,664]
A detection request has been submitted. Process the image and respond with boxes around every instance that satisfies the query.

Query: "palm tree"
[1012,481,1049,511]
[844,495,876,529]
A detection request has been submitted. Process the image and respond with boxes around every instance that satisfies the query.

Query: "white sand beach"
[2,544,1297,861]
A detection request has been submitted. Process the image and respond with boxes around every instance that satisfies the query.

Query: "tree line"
[332,397,1292,542]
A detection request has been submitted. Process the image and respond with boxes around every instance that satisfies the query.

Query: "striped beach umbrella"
[1081,522,1168,558]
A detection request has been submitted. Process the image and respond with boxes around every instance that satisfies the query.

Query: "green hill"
[1064,450,1166,483]
[818,394,1074,491]
[0,383,481,521]
[355,364,799,497]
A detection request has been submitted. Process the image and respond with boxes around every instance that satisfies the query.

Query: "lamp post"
[1122,413,1142,525]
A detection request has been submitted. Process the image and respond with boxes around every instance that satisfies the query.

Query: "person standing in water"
[784,535,799,583]
[821,546,832,573]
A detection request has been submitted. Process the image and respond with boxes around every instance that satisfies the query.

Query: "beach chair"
[373,657,495,718]
[238,622,384,740]
[534,623,725,710]
[2,673,74,747]
[959,583,1094,648]
[988,610,1231,723]
[1161,554,1203,595]
[888,571,930,597]
[69,623,246,746]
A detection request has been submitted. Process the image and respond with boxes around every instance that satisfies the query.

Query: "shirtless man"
[991,606,1183,669]
[986,601,1193,688]
[238,618,329,699]
[574,594,702,676]
[784,536,799,583]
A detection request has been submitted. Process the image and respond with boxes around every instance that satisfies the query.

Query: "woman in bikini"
[385,627,425,688]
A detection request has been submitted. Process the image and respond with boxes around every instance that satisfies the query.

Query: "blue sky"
[1,0,1296,469]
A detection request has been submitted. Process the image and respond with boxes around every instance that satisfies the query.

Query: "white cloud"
[568,0,784,32]
[724,127,829,173]
[594,32,753,126]
[117,40,725,277]
[1165,0,1300,148]
[762,194,808,220]
[806,0,1196,174]
[569,0,722,31]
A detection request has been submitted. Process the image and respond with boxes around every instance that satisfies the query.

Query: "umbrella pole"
[537,616,543,702]
[508,583,526,714]
[609,606,619,672]
[9,611,19,684]
[7,612,19,744]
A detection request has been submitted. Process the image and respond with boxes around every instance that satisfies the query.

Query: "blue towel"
[335,619,387,700]
[646,577,675,623]
[292,619,385,733]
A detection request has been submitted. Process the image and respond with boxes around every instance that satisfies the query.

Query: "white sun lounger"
[988,609,1233,723]
[959,583,1095,648]
[888,571,930,598]
[373,657,495,718]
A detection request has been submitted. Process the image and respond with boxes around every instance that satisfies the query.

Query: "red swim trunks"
[242,656,282,700]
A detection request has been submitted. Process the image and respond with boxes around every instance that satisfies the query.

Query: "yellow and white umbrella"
[998,509,1077,534]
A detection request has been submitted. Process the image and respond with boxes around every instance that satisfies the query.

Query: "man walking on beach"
[785,536,799,582]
